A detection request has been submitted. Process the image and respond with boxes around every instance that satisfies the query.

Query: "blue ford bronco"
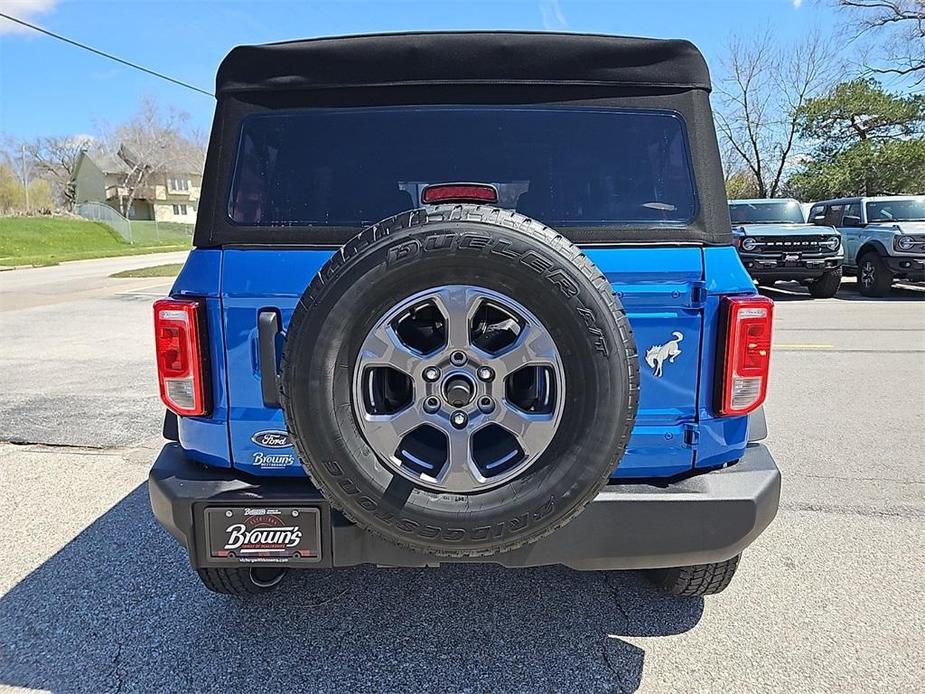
[149,32,781,598]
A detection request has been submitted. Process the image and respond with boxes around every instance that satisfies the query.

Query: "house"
[71,145,203,223]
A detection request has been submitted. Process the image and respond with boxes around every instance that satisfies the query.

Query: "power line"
[0,12,214,97]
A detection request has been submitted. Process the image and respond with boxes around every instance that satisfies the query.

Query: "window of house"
[172,204,188,215]
[169,178,191,192]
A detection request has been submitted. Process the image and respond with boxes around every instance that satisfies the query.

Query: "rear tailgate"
[220,245,704,479]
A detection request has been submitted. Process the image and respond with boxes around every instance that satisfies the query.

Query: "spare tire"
[281,205,639,556]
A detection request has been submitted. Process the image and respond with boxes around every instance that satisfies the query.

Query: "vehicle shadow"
[0,485,703,693]
[758,280,925,302]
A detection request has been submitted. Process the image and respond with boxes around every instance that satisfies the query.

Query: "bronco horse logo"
[645,331,683,378]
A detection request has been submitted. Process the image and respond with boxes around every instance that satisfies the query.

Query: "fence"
[76,201,134,243]
[75,202,194,247]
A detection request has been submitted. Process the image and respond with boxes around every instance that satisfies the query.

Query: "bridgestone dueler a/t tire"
[196,567,286,596]
[646,555,741,597]
[281,205,639,557]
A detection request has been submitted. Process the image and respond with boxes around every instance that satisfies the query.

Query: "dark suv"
[149,32,780,598]
[730,198,843,298]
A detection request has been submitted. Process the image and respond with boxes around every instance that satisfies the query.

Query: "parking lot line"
[773,344,835,350]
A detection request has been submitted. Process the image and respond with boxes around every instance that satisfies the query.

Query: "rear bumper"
[149,442,781,571]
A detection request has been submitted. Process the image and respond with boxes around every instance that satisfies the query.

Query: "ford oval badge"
[251,430,290,448]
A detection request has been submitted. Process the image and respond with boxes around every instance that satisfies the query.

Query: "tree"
[714,32,837,198]
[788,79,925,197]
[98,96,204,218]
[0,163,54,214]
[724,170,760,199]
[22,135,93,210]
[836,1,925,86]
[0,163,23,214]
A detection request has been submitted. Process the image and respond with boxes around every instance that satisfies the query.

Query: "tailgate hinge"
[689,281,707,309]
[683,423,700,448]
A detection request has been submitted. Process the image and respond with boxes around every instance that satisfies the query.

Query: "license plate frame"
[204,506,322,565]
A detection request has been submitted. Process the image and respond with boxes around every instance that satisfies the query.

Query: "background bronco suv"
[149,32,781,598]
[730,198,843,298]
[808,196,925,296]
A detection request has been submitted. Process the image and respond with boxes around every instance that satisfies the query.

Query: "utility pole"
[21,144,30,213]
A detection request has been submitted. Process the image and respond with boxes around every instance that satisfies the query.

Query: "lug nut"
[451,411,468,429]
[478,397,495,414]
[477,366,494,382]
[450,351,468,366]
[423,366,441,382]
[423,397,440,414]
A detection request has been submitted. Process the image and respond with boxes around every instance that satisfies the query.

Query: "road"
[0,251,187,448]
[0,257,923,693]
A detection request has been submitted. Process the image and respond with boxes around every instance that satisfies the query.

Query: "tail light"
[153,298,209,416]
[716,295,774,416]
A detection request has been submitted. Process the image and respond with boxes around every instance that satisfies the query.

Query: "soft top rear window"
[227,106,699,230]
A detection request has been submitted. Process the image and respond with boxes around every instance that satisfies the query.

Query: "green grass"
[0,217,189,267]
[127,221,194,246]
[110,263,183,278]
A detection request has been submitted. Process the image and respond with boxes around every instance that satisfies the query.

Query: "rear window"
[228,106,699,229]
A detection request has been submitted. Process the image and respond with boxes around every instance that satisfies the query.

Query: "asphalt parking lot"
[0,255,923,693]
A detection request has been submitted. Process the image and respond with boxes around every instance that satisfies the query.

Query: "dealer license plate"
[205,506,321,564]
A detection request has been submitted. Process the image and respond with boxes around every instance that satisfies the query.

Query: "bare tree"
[714,32,838,198]
[836,0,925,85]
[99,96,204,218]
[22,135,93,210]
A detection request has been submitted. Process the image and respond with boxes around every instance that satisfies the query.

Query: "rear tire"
[857,251,892,297]
[807,268,842,298]
[646,555,740,597]
[196,567,287,596]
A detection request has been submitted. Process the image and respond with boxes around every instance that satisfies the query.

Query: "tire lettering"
[458,234,491,251]
[442,528,465,542]
[545,269,579,298]
[520,251,553,275]
[387,240,420,266]
[424,233,456,251]
[533,496,556,520]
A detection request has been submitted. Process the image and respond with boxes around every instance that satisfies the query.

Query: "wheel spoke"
[490,325,559,378]
[435,427,483,491]
[361,406,422,459]
[431,286,477,350]
[357,323,421,376]
[491,401,558,455]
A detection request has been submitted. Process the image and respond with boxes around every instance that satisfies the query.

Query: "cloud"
[0,0,59,34]
[792,0,803,8]
[539,0,568,31]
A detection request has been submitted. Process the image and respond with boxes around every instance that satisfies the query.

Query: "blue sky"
[1,0,843,139]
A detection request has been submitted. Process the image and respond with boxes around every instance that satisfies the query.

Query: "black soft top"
[197,32,732,248]
[216,31,712,94]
